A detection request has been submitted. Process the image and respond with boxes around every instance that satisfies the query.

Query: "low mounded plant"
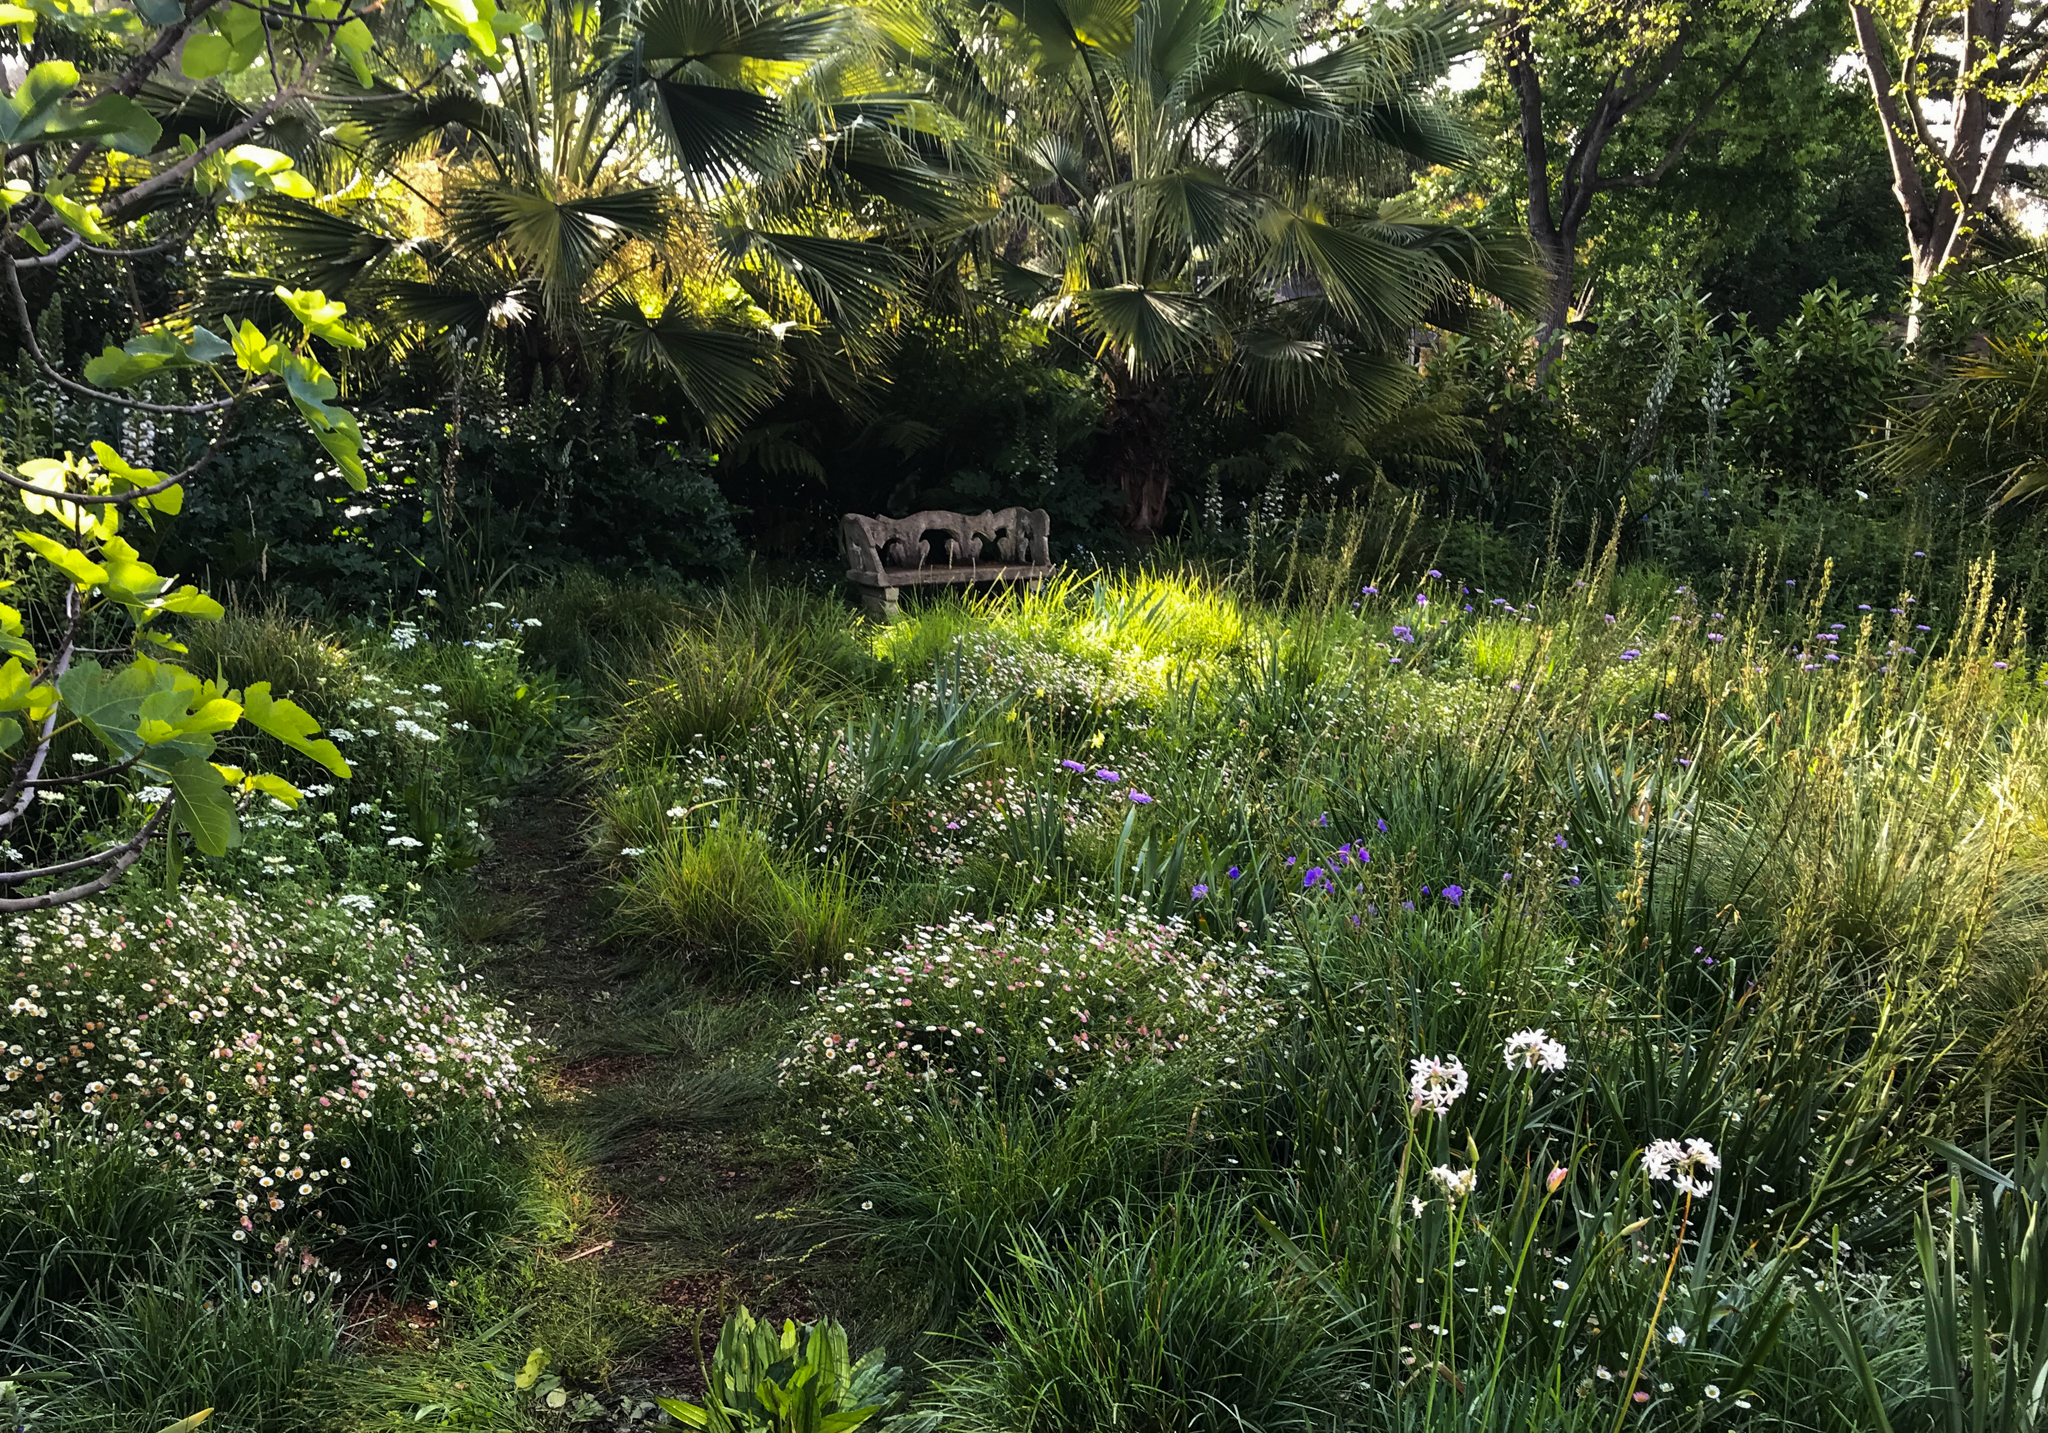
[1,884,535,1232]
[780,910,1284,1126]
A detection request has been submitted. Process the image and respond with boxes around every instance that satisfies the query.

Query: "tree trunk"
[1848,0,2045,343]
[1098,370,1174,538]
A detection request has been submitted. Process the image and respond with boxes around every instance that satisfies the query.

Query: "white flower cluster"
[1,887,534,1224]
[1502,1027,1568,1072]
[1408,1054,1469,1116]
[781,910,1285,1126]
[1645,1136,1721,1197]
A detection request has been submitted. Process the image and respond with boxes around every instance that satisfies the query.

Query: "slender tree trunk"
[1098,368,1174,538]
[1849,0,2046,342]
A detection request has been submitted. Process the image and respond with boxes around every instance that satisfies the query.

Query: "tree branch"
[2,253,248,415]
[1851,0,1939,254]
[1597,18,1778,193]
[0,806,170,911]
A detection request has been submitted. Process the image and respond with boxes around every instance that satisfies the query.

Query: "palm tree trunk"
[1098,369,1174,538]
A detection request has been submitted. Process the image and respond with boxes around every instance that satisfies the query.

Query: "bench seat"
[841,508,1055,621]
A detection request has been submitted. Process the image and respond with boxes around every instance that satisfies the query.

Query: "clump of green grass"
[177,604,362,706]
[319,1111,538,1302]
[848,1069,1213,1324]
[607,821,877,976]
[15,1258,340,1433]
[915,1194,1361,1433]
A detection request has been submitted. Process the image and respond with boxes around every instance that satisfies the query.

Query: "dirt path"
[458,773,853,1410]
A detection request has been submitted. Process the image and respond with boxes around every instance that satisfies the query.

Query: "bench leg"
[854,583,900,622]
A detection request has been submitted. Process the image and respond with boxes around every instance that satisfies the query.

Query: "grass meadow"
[9,532,2048,1431]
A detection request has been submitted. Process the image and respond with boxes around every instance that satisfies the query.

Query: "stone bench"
[841,507,1056,622]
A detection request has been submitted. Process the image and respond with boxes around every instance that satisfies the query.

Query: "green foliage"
[317,1113,536,1302]
[0,1132,228,1351]
[605,819,878,978]
[10,1255,339,1433]
[655,1307,898,1433]
[848,1069,1212,1324]
[1824,1119,2048,1432]
[912,1195,1361,1433]
[1728,284,1900,493]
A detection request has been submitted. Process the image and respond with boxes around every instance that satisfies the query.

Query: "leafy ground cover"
[7,548,2048,1431]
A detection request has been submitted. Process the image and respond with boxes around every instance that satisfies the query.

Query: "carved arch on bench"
[842,508,1051,579]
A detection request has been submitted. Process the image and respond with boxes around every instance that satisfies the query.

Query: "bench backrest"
[842,508,1052,578]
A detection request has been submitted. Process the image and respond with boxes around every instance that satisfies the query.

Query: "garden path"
[456,773,855,1413]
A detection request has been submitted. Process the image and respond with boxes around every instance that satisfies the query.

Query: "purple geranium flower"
[1304,867,1324,888]
[1060,759,1086,772]
[1191,884,1209,899]
[1096,768,1120,781]
[1128,790,1152,804]
[1443,884,1464,906]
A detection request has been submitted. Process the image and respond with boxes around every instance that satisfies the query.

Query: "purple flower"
[1362,584,1379,596]
[1096,769,1120,781]
[1191,884,1210,899]
[1128,790,1152,804]
[1285,856,1297,867]
[1335,844,1352,864]
[1227,865,1241,880]
[1392,625,1415,643]
[1416,593,1429,607]
[1619,649,1640,662]
[1060,759,1086,773]
[1358,849,1370,863]
[1350,914,1361,927]
[1442,884,1463,906]
[1553,833,1568,849]
[1304,867,1324,888]
[1427,568,1443,579]
[1377,818,1387,833]
[1402,901,1415,911]
[1708,633,1725,643]
[1318,812,1330,827]
[1653,712,1670,721]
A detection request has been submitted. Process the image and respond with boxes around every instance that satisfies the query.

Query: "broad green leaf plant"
[0,0,508,907]
[655,1307,898,1433]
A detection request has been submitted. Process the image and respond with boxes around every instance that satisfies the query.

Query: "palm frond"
[1065,283,1218,371]
[448,184,673,315]
[727,227,909,346]
[1256,210,1431,334]
[596,290,789,438]
[646,78,791,181]
[242,195,402,295]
